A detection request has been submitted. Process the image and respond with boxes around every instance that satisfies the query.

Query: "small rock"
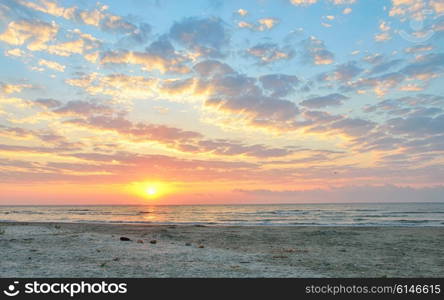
[120,237,131,241]
[198,245,205,248]
[272,255,288,259]
[113,257,120,261]
[283,248,296,253]
[137,239,144,244]
[150,240,157,244]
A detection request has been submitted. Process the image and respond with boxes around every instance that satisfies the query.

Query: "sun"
[146,186,157,196]
[126,181,174,201]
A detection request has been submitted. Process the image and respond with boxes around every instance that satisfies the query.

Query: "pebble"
[150,240,157,244]
[198,245,205,248]
[120,237,131,241]
[272,255,288,259]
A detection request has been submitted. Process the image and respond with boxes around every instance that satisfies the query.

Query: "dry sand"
[0,222,443,277]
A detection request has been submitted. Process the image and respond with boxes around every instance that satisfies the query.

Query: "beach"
[0,222,443,277]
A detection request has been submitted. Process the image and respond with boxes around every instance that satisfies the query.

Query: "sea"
[1,202,444,226]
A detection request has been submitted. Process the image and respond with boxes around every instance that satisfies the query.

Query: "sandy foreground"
[0,222,443,277]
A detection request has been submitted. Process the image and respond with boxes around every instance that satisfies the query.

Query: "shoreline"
[0,222,443,277]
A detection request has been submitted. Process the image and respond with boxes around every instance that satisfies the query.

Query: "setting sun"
[125,181,175,201]
[146,187,157,196]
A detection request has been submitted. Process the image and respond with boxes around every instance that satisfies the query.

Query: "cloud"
[369,59,404,75]
[0,82,32,94]
[0,19,58,51]
[100,37,190,73]
[375,32,391,42]
[365,94,444,116]
[339,53,443,96]
[290,0,318,5]
[116,22,151,47]
[0,147,262,184]
[38,58,65,72]
[343,7,352,14]
[0,125,33,139]
[16,0,145,39]
[169,17,229,58]
[53,100,114,116]
[300,93,349,108]
[0,124,80,149]
[404,44,433,54]
[66,73,158,99]
[246,42,294,64]
[193,69,301,130]
[399,84,424,92]
[386,114,444,137]
[193,60,235,77]
[66,114,203,144]
[236,9,248,16]
[301,36,334,65]
[259,74,300,97]
[33,98,62,108]
[317,61,363,82]
[329,118,375,136]
[64,113,294,159]
[190,140,294,158]
[341,72,405,96]
[4,48,27,57]
[236,185,444,203]
[389,0,442,20]
[363,53,384,65]
[290,0,356,6]
[47,29,101,57]
[399,53,444,81]
[206,94,300,128]
[237,18,280,31]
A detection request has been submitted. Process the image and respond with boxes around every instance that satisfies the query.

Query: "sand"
[0,222,443,277]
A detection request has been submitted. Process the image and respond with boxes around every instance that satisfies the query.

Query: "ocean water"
[0,203,444,226]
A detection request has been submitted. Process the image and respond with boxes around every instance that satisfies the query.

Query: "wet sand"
[0,222,443,277]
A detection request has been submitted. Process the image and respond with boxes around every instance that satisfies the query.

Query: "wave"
[1,203,444,227]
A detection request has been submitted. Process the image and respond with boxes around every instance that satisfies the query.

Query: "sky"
[0,0,443,205]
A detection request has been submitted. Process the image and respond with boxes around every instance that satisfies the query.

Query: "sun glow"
[126,181,173,201]
[146,186,157,196]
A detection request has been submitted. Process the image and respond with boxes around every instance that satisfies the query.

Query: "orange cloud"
[38,59,65,72]
[0,20,58,51]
